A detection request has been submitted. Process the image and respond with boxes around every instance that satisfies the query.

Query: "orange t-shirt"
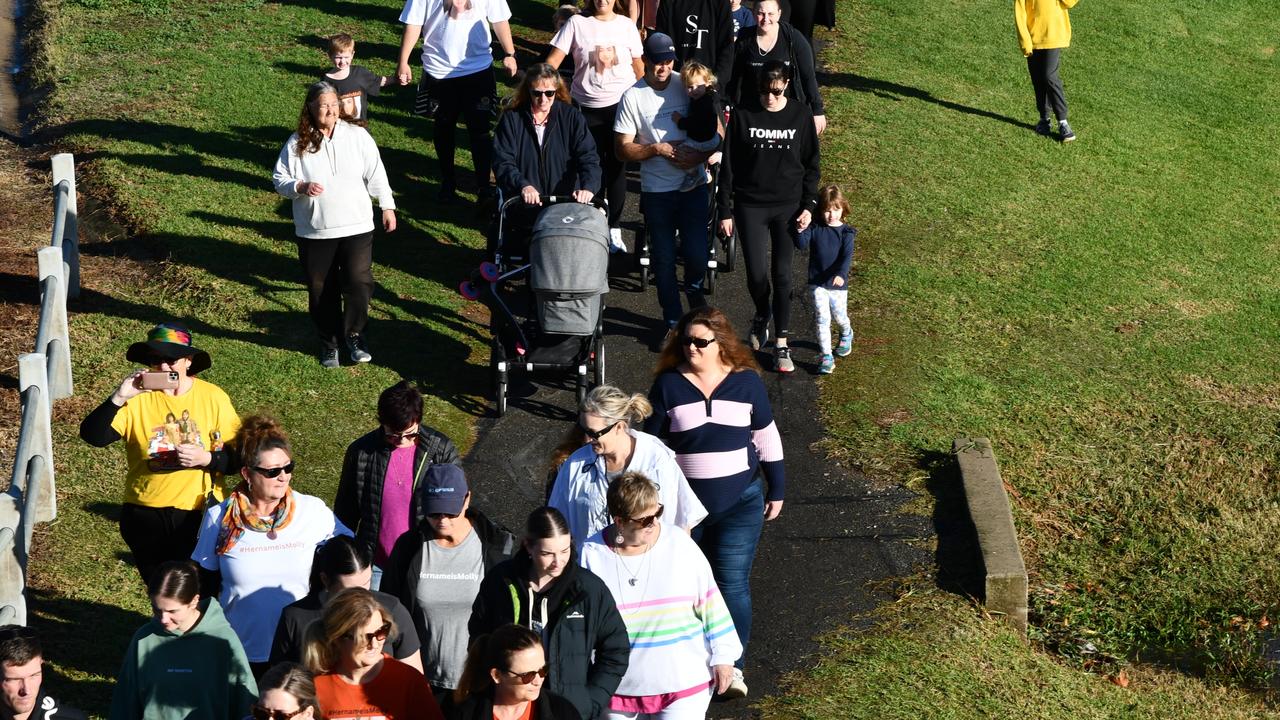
[316,656,443,720]
[501,701,534,720]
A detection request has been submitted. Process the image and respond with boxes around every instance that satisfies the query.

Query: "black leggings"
[735,203,796,338]
[297,231,375,349]
[580,102,627,229]
[433,68,498,191]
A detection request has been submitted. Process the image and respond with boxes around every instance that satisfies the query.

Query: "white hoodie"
[273,120,395,239]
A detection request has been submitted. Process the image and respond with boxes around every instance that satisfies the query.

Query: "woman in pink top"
[547,0,644,251]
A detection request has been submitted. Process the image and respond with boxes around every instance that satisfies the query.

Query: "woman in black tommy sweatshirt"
[717,60,820,373]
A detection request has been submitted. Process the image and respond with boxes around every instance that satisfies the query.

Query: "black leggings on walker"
[735,203,796,338]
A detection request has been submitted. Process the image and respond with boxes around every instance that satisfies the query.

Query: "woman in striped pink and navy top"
[642,306,784,699]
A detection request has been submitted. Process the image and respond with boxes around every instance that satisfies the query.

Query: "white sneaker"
[718,668,748,700]
[608,227,627,253]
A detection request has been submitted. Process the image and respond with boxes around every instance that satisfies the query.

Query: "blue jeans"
[691,477,765,670]
[370,565,384,591]
[642,186,709,326]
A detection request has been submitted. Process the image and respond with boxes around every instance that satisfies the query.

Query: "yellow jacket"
[1014,0,1077,56]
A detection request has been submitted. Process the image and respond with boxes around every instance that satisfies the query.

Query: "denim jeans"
[691,476,765,670]
[642,185,709,326]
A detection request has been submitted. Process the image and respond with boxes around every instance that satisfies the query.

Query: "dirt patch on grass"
[0,141,54,469]
[1184,374,1280,411]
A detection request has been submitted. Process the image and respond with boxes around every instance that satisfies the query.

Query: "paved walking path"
[461,216,931,717]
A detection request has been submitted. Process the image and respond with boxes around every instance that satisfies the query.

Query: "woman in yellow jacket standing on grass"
[1014,0,1078,142]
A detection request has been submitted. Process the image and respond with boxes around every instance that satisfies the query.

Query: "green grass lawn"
[814,0,1280,693]
[21,0,1280,714]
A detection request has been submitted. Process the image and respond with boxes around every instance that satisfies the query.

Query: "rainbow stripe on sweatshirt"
[617,588,737,649]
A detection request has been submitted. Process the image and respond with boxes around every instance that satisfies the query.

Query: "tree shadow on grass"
[919,448,987,601]
[819,72,1036,132]
[28,587,149,714]
[269,0,405,26]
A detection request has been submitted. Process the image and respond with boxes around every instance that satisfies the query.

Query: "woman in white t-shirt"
[192,414,351,674]
[547,0,644,252]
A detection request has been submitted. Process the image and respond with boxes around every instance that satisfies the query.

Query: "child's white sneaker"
[818,353,835,374]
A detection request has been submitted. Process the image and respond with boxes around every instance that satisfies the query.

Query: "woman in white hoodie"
[273,81,397,368]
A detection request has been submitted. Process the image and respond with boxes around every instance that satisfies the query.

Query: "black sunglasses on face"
[252,462,295,478]
[503,666,549,683]
[250,706,308,720]
[531,89,557,98]
[681,335,716,349]
[354,621,392,646]
[624,504,664,528]
[761,87,785,96]
[579,420,621,441]
[384,425,419,442]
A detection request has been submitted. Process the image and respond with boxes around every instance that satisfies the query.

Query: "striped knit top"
[580,527,743,696]
[643,369,786,513]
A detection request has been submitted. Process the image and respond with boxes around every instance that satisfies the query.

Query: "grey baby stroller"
[461,198,609,416]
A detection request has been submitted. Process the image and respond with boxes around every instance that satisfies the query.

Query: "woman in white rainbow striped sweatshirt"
[580,473,743,720]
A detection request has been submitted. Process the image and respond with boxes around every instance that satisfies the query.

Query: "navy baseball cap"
[644,32,677,62]
[420,464,469,516]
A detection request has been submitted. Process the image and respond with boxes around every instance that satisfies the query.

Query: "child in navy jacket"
[794,184,855,374]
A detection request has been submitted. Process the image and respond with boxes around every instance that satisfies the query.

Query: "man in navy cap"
[615,32,722,335]
[380,464,516,697]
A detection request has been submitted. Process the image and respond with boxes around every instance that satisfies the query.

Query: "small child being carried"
[794,184,857,374]
[672,61,723,192]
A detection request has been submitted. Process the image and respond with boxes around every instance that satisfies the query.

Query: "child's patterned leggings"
[810,285,852,356]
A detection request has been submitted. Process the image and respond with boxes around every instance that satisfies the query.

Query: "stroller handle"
[499,195,582,213]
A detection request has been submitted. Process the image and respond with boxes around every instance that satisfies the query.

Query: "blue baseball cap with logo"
[644,32,677,63]
[420,464,469,516]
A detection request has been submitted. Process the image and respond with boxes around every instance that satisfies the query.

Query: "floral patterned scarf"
[215,482,296,555]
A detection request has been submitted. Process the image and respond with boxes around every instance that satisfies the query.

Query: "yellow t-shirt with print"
[110,377,240,510]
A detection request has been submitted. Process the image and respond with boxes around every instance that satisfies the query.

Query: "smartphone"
[139,371,179,390]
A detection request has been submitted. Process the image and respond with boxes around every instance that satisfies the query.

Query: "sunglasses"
[624,504,664,528]
[503,666,549,684]
[252,462,295,478]
[427,511,462,520]
[579,420,621,441]
[384,425,419,442]
[681,335,716,349]
[760,88,785,97]
[354,621,392,646]
[250,706,308,720]
[531,89,557,98]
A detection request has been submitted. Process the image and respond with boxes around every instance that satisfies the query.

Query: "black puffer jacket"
[492,101,601,200]
[334,426,461,557]
[468,550,630,720]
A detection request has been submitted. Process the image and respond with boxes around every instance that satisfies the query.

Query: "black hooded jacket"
[655,0,735,87]
[468,549,630,720]
[492,101,602,200]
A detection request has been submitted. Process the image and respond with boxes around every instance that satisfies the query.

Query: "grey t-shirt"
[614,76,691,193]
[415,530,484,688]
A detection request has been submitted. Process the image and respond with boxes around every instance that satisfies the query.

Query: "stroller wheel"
[705,265,716,295]
[640,265,650,292]
[459,280,480,301]
[496,378,508,417]
[722,229,738,272]
[479,262,500,282]
[593,336,605,387]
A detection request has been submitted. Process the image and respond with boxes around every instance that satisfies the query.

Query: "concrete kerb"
[954,436,1028,636]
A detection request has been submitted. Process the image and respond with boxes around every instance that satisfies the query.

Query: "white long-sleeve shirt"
[580,526,742,696]
[272,120,395,239]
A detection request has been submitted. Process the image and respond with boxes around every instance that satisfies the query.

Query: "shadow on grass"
[29,586,149,713]
[820,72,1035,131]
[920,448,986,601]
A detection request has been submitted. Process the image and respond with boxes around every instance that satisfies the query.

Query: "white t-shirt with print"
[192,493,352,662]
[400,0,513,79]
[550,15,644,108]
[614,75,691,193]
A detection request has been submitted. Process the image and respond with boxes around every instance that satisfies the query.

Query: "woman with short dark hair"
[110,561,257,720]
[468,508,630,720]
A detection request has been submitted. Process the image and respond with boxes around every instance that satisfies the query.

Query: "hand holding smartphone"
[139,371,179,390]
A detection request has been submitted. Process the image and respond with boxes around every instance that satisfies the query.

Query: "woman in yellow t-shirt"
[79,322,239,585]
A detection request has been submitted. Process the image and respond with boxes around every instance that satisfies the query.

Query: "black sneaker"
[1059,120,1076,143]
[748,316,770,351]
[319,347,340,369]
[1034,118,1052,136]
[346,334,372,364]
